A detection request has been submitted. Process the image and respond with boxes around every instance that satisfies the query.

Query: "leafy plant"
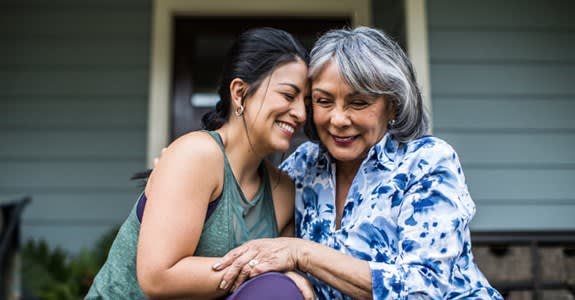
[22,226,119,300]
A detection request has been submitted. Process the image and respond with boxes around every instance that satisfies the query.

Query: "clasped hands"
[211,237,315,299]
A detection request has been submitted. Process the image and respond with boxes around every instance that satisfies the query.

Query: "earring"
[235,105,244,117]
[388,119,396,127]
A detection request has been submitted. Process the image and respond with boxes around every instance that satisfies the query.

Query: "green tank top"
[85,131,278,299]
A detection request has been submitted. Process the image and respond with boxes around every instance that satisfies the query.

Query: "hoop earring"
[388,119,396,127]
[235,105,244,117]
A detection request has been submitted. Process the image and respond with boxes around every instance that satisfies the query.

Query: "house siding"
[0,0,151,252]
[427,0,575,230]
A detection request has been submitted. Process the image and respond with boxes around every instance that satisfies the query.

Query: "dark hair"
[201,27,309,130]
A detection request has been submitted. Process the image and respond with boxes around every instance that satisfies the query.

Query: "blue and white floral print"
[280,133,502,300]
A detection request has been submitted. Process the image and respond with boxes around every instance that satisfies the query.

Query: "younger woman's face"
[244,59,309,154]
[311,60,393,166]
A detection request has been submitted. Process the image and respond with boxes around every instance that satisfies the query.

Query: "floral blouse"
[280,133,502,300]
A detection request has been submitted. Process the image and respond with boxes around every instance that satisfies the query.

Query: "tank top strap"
[205,130,225,153]
[206,131,238,190]
[204,129,275,221]
[205,130,270,182]
[205,130,234,174]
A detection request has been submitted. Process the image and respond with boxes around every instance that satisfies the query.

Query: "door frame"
[405,0,432,130]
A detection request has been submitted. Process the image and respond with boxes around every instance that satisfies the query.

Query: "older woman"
[214,27,503,299]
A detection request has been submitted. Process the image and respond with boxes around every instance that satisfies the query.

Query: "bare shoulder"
[163,131,224,170]
[146,131,224,196]
[171,131,223,160]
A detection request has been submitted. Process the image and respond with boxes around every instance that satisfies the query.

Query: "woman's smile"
[332,135,357,146]
[275,121,297,137]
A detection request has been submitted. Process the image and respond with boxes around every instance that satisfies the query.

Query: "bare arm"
[296,239,373,299]
[137,132,227,299]
[266,162,296,235]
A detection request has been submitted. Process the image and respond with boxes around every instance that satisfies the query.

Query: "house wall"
[0,0,151,253]
[427,0,575,230]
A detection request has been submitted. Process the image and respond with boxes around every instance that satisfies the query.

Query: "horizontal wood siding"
[0,0,151,253]
[427,0,575,230]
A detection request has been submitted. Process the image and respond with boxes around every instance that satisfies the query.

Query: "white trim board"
[405,0,432,132]
[147,0,372,166]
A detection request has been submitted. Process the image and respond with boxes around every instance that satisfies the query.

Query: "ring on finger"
[248,259,259,267]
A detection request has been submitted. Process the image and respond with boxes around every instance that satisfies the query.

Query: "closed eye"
[350,100,369,108]
[314,97,333,106]
[282,92,296,102]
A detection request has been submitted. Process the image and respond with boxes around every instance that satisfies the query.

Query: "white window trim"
[147,0,372,166]
[405,0,432,131]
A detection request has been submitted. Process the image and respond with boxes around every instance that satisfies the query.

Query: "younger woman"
[86,27,310,299]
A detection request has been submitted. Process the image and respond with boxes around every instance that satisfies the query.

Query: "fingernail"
[212,262,221,270]
[219,280,227,290]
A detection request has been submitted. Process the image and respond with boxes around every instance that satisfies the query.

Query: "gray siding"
[427,0,575,230]
[0,0,151,253]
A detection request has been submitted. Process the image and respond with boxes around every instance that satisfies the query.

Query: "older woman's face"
[311,60,393,165]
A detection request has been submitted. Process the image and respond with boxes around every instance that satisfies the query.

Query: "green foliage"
[22,226,119,300]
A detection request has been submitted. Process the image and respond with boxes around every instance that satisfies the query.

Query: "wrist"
[294,239,312,273]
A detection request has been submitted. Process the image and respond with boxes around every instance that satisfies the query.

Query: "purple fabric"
[226,272,304,300]
[136,193,221,223]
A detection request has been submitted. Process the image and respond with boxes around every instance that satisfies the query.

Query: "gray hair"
[308,26,429,143]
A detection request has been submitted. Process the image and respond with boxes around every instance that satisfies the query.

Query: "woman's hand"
[284,271,316,300]
[213,238,302,291]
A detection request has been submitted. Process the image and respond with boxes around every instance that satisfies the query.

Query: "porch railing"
[472,231,575,299]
